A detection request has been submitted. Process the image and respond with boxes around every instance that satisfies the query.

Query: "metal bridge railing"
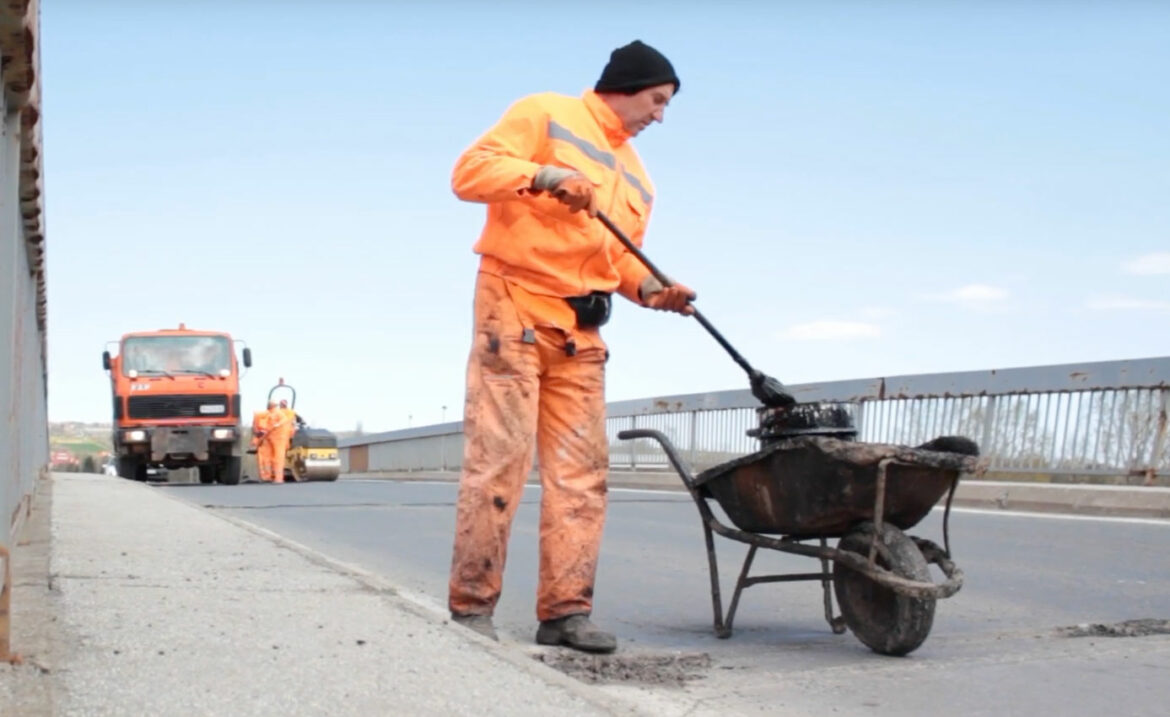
[341,357,1169,482]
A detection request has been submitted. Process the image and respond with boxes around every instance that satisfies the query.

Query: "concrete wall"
[0,0,46,659]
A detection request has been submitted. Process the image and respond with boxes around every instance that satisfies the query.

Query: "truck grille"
[127,394,231,420]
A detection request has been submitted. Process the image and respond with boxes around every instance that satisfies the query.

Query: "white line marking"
[348,480,1170,526]
[613,488,1170,526]
[610,487,690,497]
[939,506,1170,527]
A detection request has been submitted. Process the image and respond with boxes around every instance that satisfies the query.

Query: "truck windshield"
[121,336,231,377]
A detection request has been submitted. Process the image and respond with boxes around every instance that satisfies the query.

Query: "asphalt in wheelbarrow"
[693,435,979,538]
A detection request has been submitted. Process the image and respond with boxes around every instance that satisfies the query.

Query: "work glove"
[639,275,696,315]
[532,165,597,217]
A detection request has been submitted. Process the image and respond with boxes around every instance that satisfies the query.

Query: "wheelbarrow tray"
[694,436,978,538]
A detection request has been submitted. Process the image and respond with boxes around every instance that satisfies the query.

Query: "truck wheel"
[833,522,936,656]
[197,465,216,484]
[117,456,146,481]
[217,456,242,485]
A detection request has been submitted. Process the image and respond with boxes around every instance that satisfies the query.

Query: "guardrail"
[1,0,47,660]
[341,357,1169,483]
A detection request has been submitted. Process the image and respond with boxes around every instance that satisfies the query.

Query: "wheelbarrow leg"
[616,428,736,639]
[721,544,758,638]
[703,520,732,638]
[819,536,847,634]
[869,458,892,565]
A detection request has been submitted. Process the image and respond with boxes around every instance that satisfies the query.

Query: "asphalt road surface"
[162,478,1170,716]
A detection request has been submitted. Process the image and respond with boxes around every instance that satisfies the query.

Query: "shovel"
[595,211,796,409]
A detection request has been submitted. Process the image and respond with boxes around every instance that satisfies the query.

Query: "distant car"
[102,462,118,476]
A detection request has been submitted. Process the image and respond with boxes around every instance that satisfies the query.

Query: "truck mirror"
[243,347,252,368]
[102,351,111,371]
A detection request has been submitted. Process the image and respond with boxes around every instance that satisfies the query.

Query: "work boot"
[536,614,617,654]
[451,613,498,642]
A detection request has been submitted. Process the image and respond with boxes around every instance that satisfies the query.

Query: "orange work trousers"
[448,272,609,622]
[268,434,290,483]
[257,439,279,482]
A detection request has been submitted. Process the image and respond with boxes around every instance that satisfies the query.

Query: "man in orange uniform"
[447,40,695,653]
[278,399,298,479]
[250,404,275,482]
[278,400,298,441]
[266,401,294,484]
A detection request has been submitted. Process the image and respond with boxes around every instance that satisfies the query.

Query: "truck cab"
[102,324,253,485]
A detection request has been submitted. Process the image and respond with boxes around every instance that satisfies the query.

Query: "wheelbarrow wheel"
[833,522,935,656]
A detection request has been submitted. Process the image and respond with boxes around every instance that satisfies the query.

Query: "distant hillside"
[49,422,113,457]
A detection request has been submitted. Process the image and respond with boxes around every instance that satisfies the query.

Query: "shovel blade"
[751,372,796,408]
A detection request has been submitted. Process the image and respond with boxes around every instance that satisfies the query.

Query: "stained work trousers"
[448,272,609,622]
[268,435,289,483]
[257,440,278,482]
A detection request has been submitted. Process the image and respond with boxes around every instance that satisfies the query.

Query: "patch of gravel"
[534,650,712,686]
[1058,618,1170,638]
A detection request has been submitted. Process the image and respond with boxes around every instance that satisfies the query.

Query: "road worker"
[266,400,294,484]
[278,399,298,442]
[446,40,695,653]
[251,402,277,482]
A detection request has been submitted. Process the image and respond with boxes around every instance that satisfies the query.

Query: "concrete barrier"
[0,0,46,661]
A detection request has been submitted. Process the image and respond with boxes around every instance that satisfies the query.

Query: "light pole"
[442,405,448,423]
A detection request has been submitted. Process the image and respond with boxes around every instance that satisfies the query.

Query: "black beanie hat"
[594,40,680,96]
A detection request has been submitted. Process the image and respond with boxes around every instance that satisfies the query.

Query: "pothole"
[535,650,712,686]
[1058,618,1170,638]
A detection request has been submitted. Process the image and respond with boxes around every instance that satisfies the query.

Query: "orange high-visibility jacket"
[266,407,292,442]
[452,90,655,308]
[279,408,297,437]
[251,409,271,435]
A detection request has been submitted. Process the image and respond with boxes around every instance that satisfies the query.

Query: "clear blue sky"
[43,1,1169,431]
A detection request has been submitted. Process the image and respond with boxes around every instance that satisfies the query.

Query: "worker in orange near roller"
[278,399,298,444]
[250,405,275,482]
[266,401,294,484]
[256,400,284,483]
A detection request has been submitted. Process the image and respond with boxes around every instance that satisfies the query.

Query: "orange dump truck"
[102,324,253,484]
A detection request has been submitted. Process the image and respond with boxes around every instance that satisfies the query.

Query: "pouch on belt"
[565,291,612,329]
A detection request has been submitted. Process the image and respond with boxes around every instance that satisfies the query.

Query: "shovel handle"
[596,212,674,288]
[595,211,757,377]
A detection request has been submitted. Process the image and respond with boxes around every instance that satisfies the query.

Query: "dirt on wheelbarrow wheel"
[833,522,936,656]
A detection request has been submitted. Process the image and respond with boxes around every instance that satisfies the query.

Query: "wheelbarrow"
[617,428,980,656]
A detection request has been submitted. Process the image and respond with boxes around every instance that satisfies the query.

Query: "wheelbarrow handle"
[617,429,697,491]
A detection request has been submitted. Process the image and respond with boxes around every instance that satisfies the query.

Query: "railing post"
[1147,389,1168,483]
[629,415,637,470]
[980,395,998,469]
[689,410,698,466]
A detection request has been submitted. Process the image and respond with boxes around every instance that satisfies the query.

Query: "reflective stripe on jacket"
[452,90,655,309]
